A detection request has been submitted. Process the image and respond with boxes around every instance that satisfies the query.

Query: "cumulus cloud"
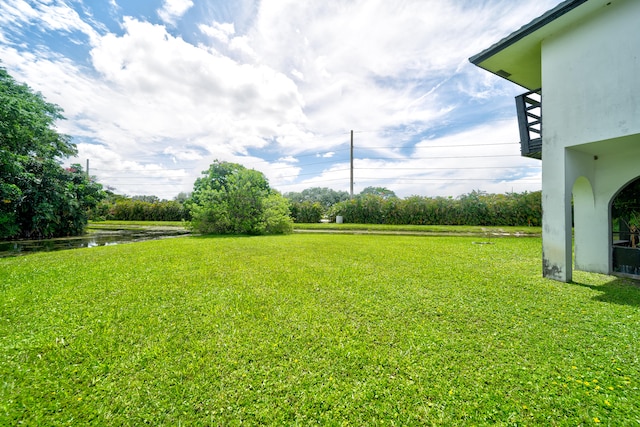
[0,0,560,198]
[87,17,306,152]
[158,0,194,25]
[199,21,235,43]
[0,0,100,44]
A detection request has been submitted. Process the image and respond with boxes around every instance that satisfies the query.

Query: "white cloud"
[278,156,298,163]
[158,0,194,25]
[0,0,560,199]
[86,17,306,152]
[0,0,100,44]
[163,146,204,161]
[199,21,235,44]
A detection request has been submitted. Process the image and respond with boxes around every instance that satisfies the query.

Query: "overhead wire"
[87,141,540,189]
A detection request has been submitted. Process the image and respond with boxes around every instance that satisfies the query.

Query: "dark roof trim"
[469,0,588,65]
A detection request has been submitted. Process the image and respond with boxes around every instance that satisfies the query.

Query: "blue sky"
[0,0,562,200]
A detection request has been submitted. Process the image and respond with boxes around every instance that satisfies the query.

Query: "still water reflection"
[0,227,190,257]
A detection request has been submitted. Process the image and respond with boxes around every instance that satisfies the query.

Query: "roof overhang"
[469,0,612,90]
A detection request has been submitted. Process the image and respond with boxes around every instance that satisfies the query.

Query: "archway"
[611,177,640,277]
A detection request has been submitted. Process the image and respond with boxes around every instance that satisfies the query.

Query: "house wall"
[570,140,640,275]
[540,0,640,281]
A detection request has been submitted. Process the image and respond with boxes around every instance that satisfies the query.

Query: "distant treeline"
[291,190,542,226]
[91,189,541,227]
[90,195,189,222]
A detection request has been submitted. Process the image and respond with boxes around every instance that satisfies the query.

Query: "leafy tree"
[189,160,293,235]
[0,67,104,239]
[284,187,350,209]
[359,186,397,199]
[174,192,191,203]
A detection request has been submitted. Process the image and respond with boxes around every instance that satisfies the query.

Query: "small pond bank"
[0,224,190,258]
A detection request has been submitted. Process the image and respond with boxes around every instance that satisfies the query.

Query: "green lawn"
[1,234,639,425]
[293,222,541,236]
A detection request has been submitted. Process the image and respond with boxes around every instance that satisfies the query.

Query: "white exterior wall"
[540,0,640,281]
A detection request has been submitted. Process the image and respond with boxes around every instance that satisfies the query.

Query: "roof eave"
[469,0,591,89]
[469,0,588,66]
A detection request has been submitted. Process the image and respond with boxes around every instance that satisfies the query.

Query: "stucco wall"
[542,0,640,147]
[540,0,640,280]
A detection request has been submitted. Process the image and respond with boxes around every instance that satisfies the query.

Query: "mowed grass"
[1,234,639,425]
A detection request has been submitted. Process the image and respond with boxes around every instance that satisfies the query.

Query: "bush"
[328,191,541,226]
[188,161,293,235]
[92,199,188,221]
[290,201,324,223]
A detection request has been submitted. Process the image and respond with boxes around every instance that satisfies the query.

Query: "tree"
[174,192,191,203]
[189,160,293,235]
[0,67,105,239]
[360,186,397,199]
[131,195,160,203]
[284,187,350,209]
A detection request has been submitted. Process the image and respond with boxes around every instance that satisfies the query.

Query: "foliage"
[90,192,189,222]
[612,177,640,228]
[0,68,75,160]
[189,160,293,235]
[261,192,294,234]
[0,67,105,239]
[131,195,160,203]
[359,186,397,199]
[289,200,324,223]
[174,191,191,203]
[329,190,542,226]
[0,156,103,239]
[284,187,350,209]
[1,235,639,425]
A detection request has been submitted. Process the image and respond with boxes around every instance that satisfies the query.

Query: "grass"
[89,220,541,236]
[1,234,639,425]
[293,222,541,236]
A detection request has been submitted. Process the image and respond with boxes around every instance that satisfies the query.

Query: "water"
[0,226,190,258]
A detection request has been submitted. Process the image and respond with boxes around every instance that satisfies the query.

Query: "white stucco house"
[470,0,640,282]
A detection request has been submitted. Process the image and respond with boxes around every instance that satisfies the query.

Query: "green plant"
[0,68,105,239]
[188,160,292,235]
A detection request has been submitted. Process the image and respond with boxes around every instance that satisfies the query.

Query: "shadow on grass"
[571,276,640,307]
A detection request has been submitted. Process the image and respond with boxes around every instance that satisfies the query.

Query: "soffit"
[469,0,614,90]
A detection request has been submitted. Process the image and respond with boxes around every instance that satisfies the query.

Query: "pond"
[0,226,190,258]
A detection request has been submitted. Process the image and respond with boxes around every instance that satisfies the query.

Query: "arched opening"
[611,177,640,277]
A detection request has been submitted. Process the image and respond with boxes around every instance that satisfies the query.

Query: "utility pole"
[86,159,90,177]
[350,130,354,198]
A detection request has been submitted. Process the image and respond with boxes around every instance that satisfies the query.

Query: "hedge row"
[323,191,541,226]
[90,199,189,222]
[289,201,325,223]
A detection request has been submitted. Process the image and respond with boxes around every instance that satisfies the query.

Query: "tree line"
[285,188,541,226]
[328,191,541,226]
[90,194,189,222]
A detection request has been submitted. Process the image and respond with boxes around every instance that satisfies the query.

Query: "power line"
[356,165,540,171]
[357,177,541,182]
[356,142,516,149]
